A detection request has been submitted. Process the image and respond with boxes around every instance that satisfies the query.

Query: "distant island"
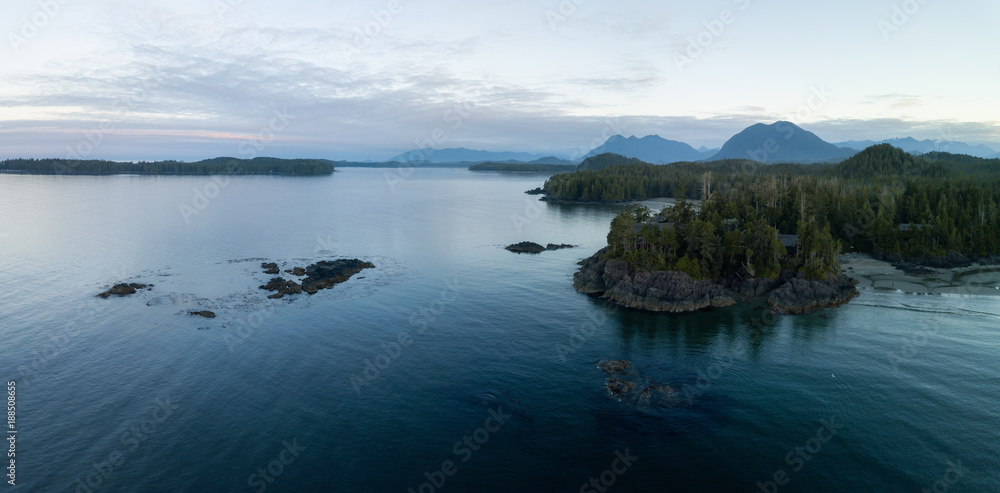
[469,162,577,173]
[0,157,334,176]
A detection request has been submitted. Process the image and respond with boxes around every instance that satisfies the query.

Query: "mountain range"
[388,148,560,163]
[835,138,997,159]
[388,122,999,165]
[582,134,716,164]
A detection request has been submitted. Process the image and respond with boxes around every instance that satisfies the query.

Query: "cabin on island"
[778,234,800,257]
[632,221,676,236]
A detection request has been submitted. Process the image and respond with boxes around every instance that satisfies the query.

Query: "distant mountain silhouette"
[837,138,998,159]
[529,156,576,165]
[584,135,712,164]
[389,148,553,163]
[709,121,856,163]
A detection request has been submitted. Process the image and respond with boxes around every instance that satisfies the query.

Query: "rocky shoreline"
[574,248,859,315]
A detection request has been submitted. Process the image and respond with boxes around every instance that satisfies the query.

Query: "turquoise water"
[1,168,998,492]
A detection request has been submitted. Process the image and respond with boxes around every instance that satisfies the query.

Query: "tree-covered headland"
[547,145,1000,268]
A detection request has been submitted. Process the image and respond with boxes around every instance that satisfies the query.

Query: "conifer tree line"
[0,157,334,176]
[547,145,1000,271]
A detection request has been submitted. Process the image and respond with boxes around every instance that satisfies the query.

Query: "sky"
[1,0,999,161]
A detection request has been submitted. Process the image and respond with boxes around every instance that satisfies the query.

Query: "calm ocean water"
[1,168,998,492]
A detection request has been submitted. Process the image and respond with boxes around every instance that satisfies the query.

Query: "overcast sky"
[1,0,998,161]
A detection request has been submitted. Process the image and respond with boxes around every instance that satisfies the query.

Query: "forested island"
[547,145,1000,265]
[0,157,334,175]
[562,145,1000,313]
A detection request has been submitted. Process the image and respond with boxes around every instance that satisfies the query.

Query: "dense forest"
[606,183,842,282]
[0,157,335,175]
[547,145,1000,262]
[468,162,577,172]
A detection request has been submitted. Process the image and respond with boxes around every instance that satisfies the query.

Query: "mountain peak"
[583,134,712,164]
[709,122,855,164]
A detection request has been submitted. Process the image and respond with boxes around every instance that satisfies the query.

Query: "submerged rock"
[598,360,632,375]
[189,310,216,318]
[598,360,677,405]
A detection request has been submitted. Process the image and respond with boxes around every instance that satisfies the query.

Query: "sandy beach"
[840,253,1000,296]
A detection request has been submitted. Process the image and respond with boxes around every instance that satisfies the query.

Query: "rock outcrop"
[575,251,734,313]
[506,242,576,254]
[258,259,373,298]
[506,242,547,254]
[189,310,216,318]
[98,283,150,298]
[767,275,860,314]
[299,259,374,295]
[575,249,857,315]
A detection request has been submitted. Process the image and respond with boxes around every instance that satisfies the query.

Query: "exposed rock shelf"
[575,248,858,315]
[259,259,375,298]
[506,242,575,254]
[97,283,151,298]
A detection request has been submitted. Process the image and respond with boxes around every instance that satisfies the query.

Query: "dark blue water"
[1,169,998,492]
